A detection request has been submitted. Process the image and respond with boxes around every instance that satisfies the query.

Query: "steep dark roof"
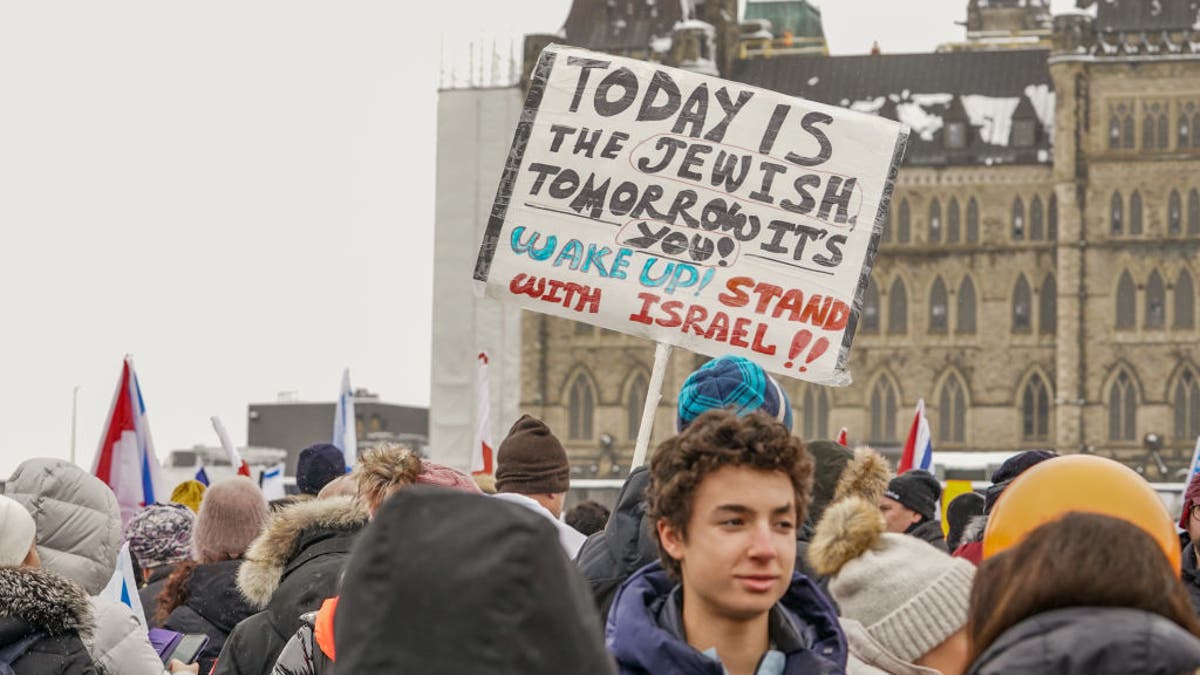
[562,0,686,52]
[1087,0,1199,32]
[730,49,1054,167]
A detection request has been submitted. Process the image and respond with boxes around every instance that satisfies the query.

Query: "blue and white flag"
[99,541,146,627]
[260,463,286,501]
[332,368,357,468]
[194,466,210,487]
[1186,436,1200,486]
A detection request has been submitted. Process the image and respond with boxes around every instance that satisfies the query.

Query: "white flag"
[260,463,287,501]
[471,352,495,475]
[99,541,146,627]
[332,368,357,468]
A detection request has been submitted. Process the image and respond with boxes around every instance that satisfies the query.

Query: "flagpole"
[70,385,80,466]
[631,342,673,471]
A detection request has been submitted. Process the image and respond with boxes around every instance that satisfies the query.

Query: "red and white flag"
[836,427,848,447]
[211,416,251,477]
[898,399,933,474]
[471,352,495,475]
[92,356,168,524]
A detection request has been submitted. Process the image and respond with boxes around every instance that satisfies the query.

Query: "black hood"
[184,560,258,633]
[576,466,657,580]
[969,607,1200,675]
[335,486,616,674]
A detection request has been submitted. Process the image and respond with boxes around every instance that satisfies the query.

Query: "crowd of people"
[3,354,1200,674]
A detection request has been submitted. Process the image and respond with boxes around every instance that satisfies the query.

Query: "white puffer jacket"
[7,458,166,675]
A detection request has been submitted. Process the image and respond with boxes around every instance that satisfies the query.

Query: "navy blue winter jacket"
[605,562,847,674]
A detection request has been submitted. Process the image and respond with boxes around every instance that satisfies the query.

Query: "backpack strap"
[0,631,45,675]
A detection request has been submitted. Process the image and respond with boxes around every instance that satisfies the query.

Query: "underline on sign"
[523,202,622,227]
[745,254,837,276]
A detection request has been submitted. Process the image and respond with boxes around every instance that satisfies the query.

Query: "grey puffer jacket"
[968,607,1200,675]
[6,459,164,675]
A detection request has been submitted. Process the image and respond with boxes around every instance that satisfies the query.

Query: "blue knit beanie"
[676,356,794,432]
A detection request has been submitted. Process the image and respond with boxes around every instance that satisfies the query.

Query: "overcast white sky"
[0,0,1078,476]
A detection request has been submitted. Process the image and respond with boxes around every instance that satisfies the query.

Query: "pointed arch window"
[1111,192,1124,236]
[862,278,880,334]
[1130,191,1143,235]
[1146,270,1166,329]
[1124,115,1135,149]
[1170,190,1183,235]
[966,198,980,243]
[1030,196,1044,241]
[1012,274,1032,333]
[1012,197,1025,240]
[567,371,596,440]
[1189,190,1200,235]
[956,276,977,334]
[1109,370,1137,441]
[802,387,830,440]
[869,377,899,444]
[1040,274,1057,335]
[1048,193,1058,241]
[929,276,948,334]
[898,199,911,244]
[1116,270,1136,329]
[1181,102,1195,148]
[929,199,942,244]
[864,277,883,331]
[938,373,967,444]
[947,198,961,243]
[1022,373,1051,441]
[1176,270,1195,330]
[888,278,908,335]
[626,372,647,440]
[882,207,893,243]
[1175,370,1200,441]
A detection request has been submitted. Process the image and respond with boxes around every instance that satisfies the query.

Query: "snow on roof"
[897,102,945,141]
[962,95,1020,146]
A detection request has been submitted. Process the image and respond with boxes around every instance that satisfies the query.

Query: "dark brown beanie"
[495,415,570,495]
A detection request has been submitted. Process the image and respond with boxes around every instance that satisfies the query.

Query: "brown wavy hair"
[354,444,423,514]
[646,409,813,579]
[967,511,1200,663]
[155,560,197,624]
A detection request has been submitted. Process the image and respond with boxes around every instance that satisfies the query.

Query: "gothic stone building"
[515,0,1200,478]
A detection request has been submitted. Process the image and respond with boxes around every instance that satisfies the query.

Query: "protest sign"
[473,44,908,386]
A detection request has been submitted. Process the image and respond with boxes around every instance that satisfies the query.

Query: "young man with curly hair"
[605,409,847,675]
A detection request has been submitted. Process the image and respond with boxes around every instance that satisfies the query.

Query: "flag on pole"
[194,466,210,487]
[471,352,495,475]
[92,356,168,524]
[898,399,933,474]
[99,541,147,627]
[836,427,848,447]
[332,369,357,468]
[260,463,286,501]
[1186,436,1200,486]
[210,416,251,477]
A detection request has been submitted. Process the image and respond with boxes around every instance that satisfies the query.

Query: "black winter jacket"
[968,607,1200,674]
[162,560,258,674]
[212,497,366,675]
[0,567,96,675]
[335,486,615,674]
[574,467,659,624]
[906,519,947,551]
[138,564,176,629]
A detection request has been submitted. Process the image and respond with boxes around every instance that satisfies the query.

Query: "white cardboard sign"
[474,44,908,385]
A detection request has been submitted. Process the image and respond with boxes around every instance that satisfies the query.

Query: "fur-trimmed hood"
[237,496,367,608]
[809,497,886,577]
[0,566,93,638]
[961,514,988,545]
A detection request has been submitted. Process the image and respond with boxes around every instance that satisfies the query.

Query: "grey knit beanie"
[809,497,974,664]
